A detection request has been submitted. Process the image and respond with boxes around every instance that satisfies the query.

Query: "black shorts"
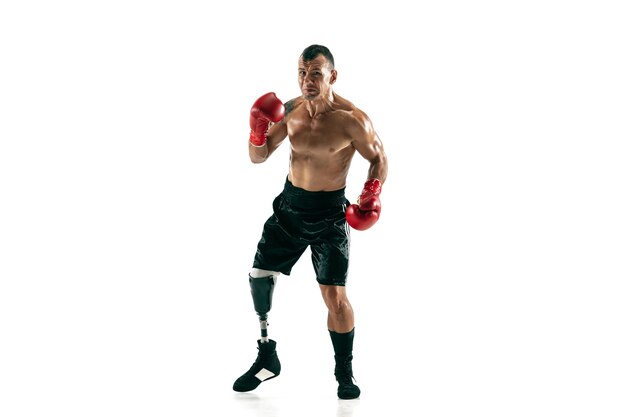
[253,178,351,286]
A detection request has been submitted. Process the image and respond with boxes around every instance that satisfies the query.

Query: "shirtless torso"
[249,54,387,192]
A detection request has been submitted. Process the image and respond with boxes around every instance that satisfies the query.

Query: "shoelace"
[335,359,357,385]
[243,350,265,375]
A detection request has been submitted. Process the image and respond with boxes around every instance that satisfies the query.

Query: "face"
[298,55,337,101]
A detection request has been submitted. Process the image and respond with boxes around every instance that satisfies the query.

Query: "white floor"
[3,2,625,416]
[2,255,625,417]
[230,385,365,417]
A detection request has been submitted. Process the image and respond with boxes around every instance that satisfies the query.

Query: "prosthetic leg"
[249,271,275,343]
[233,270,282,392]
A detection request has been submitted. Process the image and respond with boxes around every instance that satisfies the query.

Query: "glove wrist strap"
[249,131,268,147]
[362,178,382,196]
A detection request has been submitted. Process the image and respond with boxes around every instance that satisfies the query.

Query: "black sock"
[329,327,355,357]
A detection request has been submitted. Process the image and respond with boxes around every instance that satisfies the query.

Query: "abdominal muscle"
[288,146,355,192]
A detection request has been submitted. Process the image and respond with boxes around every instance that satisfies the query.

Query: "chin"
[302,90,318,99]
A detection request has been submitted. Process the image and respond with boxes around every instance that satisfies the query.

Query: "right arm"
[248,118,288,163]
[247,92,290,164]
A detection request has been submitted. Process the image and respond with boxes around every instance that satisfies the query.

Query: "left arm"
[345,111,389,231]
[350,111,388,186]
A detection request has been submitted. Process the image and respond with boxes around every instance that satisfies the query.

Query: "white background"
[1,1,625,416]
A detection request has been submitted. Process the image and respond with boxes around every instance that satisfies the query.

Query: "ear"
[330,69,338,84]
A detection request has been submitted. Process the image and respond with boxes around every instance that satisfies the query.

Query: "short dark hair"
[300,44,335,69]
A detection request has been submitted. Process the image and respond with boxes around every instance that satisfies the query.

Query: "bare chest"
[287,113,352,155]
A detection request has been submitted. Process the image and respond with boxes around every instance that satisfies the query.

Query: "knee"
[250,268,281,278]
[321,288,351,315]
[329,300,351,317]
[249,270,280,317]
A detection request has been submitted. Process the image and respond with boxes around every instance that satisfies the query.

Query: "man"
[233,44,388,400]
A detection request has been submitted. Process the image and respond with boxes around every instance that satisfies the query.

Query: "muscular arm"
[344,110,388,231]
[248,99,295,164]
[350,111,388,184]
[248,120,288,163]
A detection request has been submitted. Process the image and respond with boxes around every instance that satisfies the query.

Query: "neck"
[306,92,334,117]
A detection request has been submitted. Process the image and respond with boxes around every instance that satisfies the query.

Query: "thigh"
[311,229,350,286]
[253,213,308,276]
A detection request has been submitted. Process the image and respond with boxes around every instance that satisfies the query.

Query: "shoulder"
[283,97,303,116]
[335,95,372,125]
[339,107,374,136]
[332,98,375,140]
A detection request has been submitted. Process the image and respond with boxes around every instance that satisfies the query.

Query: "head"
[298,44,337,101]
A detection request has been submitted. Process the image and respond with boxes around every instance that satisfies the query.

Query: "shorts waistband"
[282,178,346,209]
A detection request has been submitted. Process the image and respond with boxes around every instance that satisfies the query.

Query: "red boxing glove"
[249,92,285,146]
[346,178,383,231]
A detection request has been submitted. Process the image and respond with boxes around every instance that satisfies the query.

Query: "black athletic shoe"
[334,354,360,399]
[233,339,281,392]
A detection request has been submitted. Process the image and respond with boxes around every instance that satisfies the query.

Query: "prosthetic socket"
[249,273,277,342]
